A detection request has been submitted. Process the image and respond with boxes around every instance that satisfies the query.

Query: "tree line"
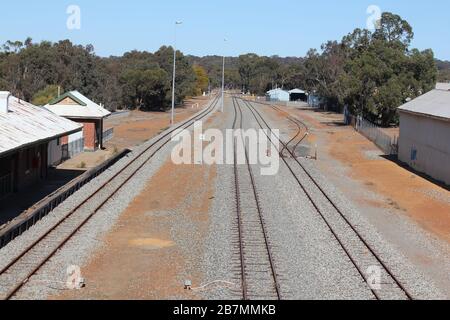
[0,40,208,111]
[0,12,449,125]
[192,13,445,126]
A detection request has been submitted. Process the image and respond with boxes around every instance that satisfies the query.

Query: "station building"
[45,91,111,151]
[398,86,450,185]
[0,91,82,199]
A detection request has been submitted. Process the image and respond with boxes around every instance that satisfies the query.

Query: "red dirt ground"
[264,104,450,243]
[59,97,210,170]
[52,104,219,300]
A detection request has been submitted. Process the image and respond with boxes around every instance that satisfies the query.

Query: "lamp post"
[171,21,183,125]
[221,38,227,113]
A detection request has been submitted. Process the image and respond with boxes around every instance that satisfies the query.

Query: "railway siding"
[242,98,445,300]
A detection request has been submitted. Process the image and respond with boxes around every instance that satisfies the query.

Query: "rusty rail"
[0,149,130,249]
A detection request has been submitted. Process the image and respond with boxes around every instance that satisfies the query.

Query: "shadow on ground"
[0,168,85,226]
[381,155,450,191]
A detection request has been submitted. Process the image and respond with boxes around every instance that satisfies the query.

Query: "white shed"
[266,89,290,102]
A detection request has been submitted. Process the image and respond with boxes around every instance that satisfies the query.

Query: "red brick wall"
[82,121,97,150]
[61,135,69,145]
[69,119,98,151]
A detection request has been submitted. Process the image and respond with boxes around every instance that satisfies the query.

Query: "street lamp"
[171,21,183,125]
[221,38,227,113]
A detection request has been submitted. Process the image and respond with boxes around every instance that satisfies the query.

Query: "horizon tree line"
[0,12,447,126]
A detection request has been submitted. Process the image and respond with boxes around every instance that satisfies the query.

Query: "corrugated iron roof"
[0,96,83,157]
[44,91,111,119]
[288,88,306,94]
[48,92,87,106]
[398,89,450,121]
[266,88,288,94]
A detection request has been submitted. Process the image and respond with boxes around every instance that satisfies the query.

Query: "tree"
[193,65,209,96]
[436,59,450,81]
[373,12,414,49]
[153,46,196,105]
[238,54,259,93]
[32,85,61,106]
[120,67,170,110]
[303,42,348,111]
[301,12,437,125]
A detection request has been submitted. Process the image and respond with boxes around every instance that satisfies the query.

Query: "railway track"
[268,103,309,158]
[231,97,281,300]
[237,97,413,300]
[0,95,220,300]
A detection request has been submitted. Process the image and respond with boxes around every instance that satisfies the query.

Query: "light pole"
[221,38,227,113]
[171,21,183,125]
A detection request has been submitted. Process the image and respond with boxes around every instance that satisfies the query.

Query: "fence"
[0,173,13,200]
[102,127,114,144]
[108,110,130,120]
[347,114,398,155]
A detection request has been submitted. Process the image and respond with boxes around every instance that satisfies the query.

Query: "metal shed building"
[288,89,308,102]
[266,89,290,102]
[398,88,450,185]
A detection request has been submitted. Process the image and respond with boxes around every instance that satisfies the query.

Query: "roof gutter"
[399,109,450,123]
[65,115,110,120]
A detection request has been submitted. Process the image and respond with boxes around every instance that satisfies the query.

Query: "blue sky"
[1,0,449,60]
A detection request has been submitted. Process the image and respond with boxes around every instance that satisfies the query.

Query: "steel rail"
[232,97,281,300]
[0,95,220,300]
[246,98,413,300]
[267,104,310,156]
[239,97,413,300]
[231,97,248,300]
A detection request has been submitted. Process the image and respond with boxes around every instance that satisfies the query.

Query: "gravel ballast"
[1,96,446,300]
[0,99,219,300]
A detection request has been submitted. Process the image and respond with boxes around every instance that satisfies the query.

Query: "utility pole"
[171,21,183,125]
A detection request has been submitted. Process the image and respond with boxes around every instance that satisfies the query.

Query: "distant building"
[398,88,450,185]
[0,91,82,199]
[45,91,111,151]
[266,89,290,102]
[436,82,450,91]
[288,89,308,102]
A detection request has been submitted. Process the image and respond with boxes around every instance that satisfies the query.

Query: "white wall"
[68,130,83,143]
[47,139,62,166]
[399,112,450,185]
[266,90,290,102]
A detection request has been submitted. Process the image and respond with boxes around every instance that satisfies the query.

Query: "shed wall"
[266,90,290,102]
[68,119,98,151]
[399,112,450,185]
[47,139,62,166]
